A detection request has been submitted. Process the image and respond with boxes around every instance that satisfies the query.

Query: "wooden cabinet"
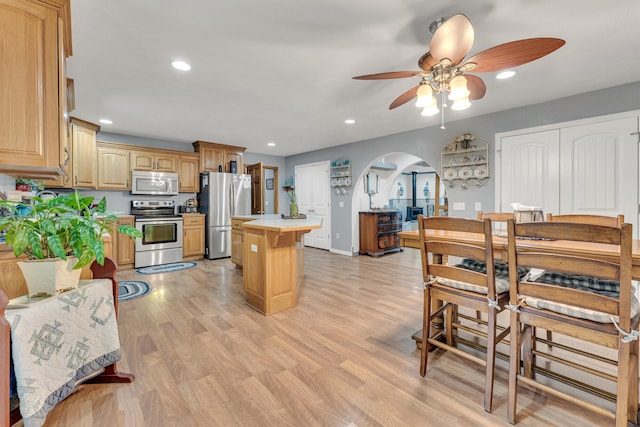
[178,153,200,192]
[130,150,178,172]
[231,217,253,267]
[0,0,72,179]
[97,142,131,189]
[359,210,403,257]
[112,216,135,270]
[70,118,99,188]
[192,140,246,173]
[182,214,205,260]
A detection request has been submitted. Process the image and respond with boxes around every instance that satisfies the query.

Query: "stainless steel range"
[131,200,183,268]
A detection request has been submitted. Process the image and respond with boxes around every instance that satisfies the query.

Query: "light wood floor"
[28,248,615,426]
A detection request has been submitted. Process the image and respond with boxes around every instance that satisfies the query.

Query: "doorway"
[295,161,331,250]
[247,163,279,215]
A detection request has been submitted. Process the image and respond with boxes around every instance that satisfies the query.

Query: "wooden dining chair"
[546,213,624,227]
[418,215,510,413]
[506,219,638,426]
[477,211,513,222]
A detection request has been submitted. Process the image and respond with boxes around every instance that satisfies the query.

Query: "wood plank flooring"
[29,248,615,426]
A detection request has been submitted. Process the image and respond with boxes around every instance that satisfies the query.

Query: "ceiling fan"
[353,14,565,128]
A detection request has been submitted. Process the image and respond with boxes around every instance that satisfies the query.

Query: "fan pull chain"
[440,91,446,129]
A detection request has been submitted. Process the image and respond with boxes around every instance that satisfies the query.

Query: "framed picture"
[229,160,237,173]
[265,178,274,190]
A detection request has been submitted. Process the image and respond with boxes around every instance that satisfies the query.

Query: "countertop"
[234,214,322,232]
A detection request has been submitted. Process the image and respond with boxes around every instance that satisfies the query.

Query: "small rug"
[135,262,197,275]
[118,281,151,302]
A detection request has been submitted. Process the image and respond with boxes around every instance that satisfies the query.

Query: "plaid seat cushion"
[534,271,620,298]
[434,276,510,295]
[455,258,529,279]
[523,295,639,324]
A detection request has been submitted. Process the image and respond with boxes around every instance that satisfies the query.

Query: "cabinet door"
[0,1,61,174]
[200,146,225,171]
[183,226,204,257]
[155,153,178,172]
[130,151,155,171]
[231,229,243,266]
[178,154,200,192]
[72,122,98,188]
[117,217,136,267]
[225,149,243,173]
[97,145,131,189]
[500,130,560,214]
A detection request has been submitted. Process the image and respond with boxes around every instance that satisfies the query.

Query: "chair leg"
[522,326,534,379]
[420,286,433,377]
[507,310,520,424]
[446,304,454,346]
[484,306,497,413]
[615,341,632,427]
[623,339,639,425]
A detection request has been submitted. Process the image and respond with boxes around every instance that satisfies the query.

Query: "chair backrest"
[506,219,633,329]
[545,213,624,227]
[417,215,497,297]
[477,212,513,222]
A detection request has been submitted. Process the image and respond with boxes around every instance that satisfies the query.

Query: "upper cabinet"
[97,142,131,190]
[130,150,178,172]
[178,153,200,192]
[193,140,246,173]
[0,0,72,179]
[70,118,99,188]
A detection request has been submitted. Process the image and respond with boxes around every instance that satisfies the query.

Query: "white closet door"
[559,116,638,235]
[295,161,331,250]
[500,129,560,214]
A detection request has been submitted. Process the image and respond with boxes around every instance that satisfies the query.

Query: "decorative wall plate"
[331,178,338,186]
[443,168,457,180]
[344,177,351,186]
[474,165,487,178]
[458,167,473,180]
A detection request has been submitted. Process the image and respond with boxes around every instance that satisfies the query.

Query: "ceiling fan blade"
[429,14,474,64]
[389,85,420,110]
[465,74,486,100]
[465,38,565,73]
[353,71,419,80]
[418,52,437,71]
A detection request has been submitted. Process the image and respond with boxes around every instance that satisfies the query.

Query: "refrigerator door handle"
[230,180,235,216]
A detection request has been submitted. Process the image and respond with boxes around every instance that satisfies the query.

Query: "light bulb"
[448,75,470,101]
[451,97,471,111]
[414,85,434,107]
[421,104,440,116]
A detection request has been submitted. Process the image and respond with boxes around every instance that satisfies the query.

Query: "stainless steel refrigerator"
[199,172,251,259]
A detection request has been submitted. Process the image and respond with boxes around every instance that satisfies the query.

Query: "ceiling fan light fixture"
[448,75,470,101]
[421,104,439,116]
[451,97,471,111]
[414,85,434,107]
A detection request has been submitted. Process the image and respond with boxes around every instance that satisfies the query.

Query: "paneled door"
[499,129,560,214]
[295,161,330,250]
[559,116,638,233]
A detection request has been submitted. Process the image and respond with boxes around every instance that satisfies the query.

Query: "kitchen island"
[232,215,322,315]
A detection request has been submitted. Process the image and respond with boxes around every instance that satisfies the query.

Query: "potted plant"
[288,191,299,218]
[0,191,141,296]
[14,178,44,192]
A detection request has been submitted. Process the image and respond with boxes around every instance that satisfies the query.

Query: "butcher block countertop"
[232,215,323,232]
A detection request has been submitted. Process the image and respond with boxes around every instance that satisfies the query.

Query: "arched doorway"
[350,152,447,254]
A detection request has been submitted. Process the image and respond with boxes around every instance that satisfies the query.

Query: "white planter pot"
[18,257,82,297]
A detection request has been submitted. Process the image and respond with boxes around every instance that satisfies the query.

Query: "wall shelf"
[441,144,489,189]
[331,162,351,195]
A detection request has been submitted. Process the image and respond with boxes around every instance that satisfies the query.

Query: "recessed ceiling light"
[344,119,355,124]
[171,60,191,71]
[496,70,516,80]
[267,142,276,147]
[99,119,112,124]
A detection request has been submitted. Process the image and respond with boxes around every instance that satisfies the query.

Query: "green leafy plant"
[15,178,44,191]
[287,191,297,203]
[0,191,141,269]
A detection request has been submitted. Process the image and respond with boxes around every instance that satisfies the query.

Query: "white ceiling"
[68,0,640,157]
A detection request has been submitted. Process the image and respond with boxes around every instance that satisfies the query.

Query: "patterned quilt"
[5,279,122,427]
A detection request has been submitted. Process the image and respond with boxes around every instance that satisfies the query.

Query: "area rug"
[118,280,151,302]
[135,262,197,275]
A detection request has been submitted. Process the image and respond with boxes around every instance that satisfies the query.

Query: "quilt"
[5,279,122,427]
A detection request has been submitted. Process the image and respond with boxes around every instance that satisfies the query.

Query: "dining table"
[398,228,640,279]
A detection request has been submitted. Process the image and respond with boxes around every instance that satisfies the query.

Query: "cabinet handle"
[75,176,78,185]
[126,178,129,187]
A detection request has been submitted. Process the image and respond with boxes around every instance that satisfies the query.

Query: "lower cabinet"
[359,210,403,257]
[231,217,252,267]
[112,216,135,270]
[182,214,205,260]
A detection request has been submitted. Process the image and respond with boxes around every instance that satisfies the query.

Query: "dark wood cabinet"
[359,210,403,257]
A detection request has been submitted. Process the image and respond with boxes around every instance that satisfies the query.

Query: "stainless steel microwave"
[130,170,179,195]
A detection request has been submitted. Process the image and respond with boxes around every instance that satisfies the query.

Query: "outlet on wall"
[475,202,481,211]
[336,232,340,239]
[453,202,465,210]
[339,201,344,208]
